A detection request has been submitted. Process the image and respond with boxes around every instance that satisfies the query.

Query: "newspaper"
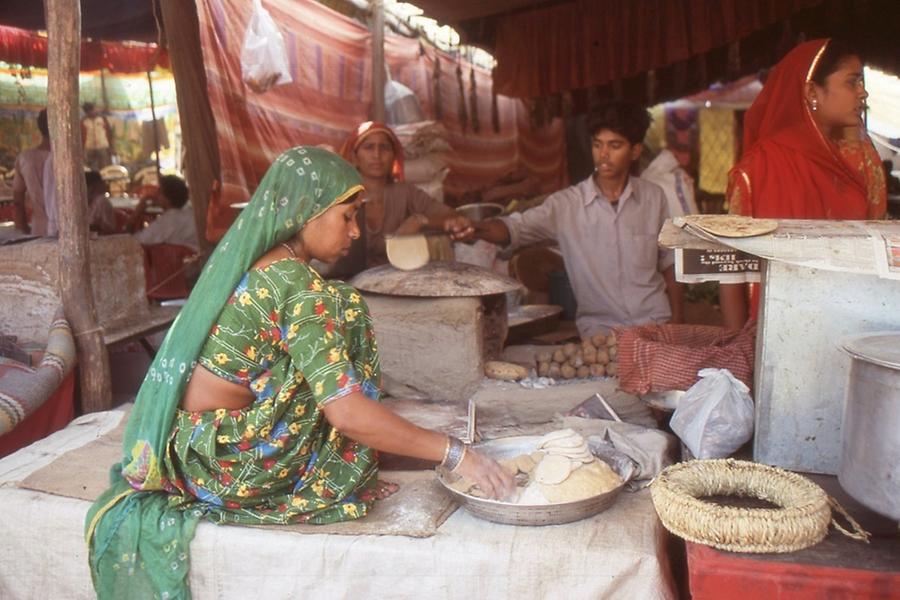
[670,218,900,281]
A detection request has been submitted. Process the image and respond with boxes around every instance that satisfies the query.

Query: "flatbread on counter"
[684,214,778,238]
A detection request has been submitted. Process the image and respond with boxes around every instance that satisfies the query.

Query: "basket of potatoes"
[535,331,619,380]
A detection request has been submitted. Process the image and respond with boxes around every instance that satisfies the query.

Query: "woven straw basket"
[650,459,869,553]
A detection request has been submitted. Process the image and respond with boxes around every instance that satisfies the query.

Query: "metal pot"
[839,332,900,520]
[456,202,504,221]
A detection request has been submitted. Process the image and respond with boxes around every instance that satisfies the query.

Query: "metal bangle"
[440,436,466,472]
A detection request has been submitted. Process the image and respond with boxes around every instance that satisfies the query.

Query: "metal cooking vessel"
[350,261,521,297]
[839,332,900,520]
[456,202,504,221]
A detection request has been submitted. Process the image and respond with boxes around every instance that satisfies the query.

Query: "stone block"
[364,294,483,403]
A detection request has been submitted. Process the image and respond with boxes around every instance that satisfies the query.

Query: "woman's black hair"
[587,102,651,145]
[811,38,862,87]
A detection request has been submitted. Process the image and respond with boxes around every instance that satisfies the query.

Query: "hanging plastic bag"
[240,0,292,93]
[669,368,754,459]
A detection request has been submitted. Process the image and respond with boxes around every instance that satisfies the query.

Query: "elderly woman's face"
[302,196,362,263]
[353,132,395,180]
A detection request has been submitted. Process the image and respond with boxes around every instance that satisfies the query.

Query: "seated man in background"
[472,102,683,337]
[85,171,116,235]
[131,174,199,251]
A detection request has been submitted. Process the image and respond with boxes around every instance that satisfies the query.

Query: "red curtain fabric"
[0,24,168,73]
[492,0,823,98]
[194,0,566,241]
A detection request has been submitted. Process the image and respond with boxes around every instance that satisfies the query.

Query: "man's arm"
[662,265,683,324]
[474,218,511,245]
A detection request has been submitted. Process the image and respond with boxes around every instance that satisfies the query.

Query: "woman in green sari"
[86,147,514,599]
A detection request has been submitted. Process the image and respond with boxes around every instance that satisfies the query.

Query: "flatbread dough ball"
[590,363,606,378]
[560,364,576,379]
[596,348,610,365]
[576,365,590,379]
[606,332,617,347]
[591,332,606,347]
[536,350,553,363]
[606,361,619,376]
[563,343,578,357]
[515,453,536,474]
[583,347,597,364]
[548,363,561,378]
[499,459,519,476]
[534,454,573,485]
[552,349,566,364]
[537,361,551,377]
[608,345,618,360]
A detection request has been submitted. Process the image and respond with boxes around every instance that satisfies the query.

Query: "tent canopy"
[0,0,158,42]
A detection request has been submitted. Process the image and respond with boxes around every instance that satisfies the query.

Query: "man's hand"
[441,214,475,241]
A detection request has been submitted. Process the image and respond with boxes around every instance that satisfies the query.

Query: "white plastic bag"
[240,0,292,93]
[669,368,754,459]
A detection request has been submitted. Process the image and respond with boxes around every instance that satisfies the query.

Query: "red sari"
[728,39,886,220]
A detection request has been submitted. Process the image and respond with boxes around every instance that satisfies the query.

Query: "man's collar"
[582,176,634,206]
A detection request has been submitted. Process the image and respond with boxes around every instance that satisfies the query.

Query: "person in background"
[332,121,472,277]
[131,174,199,251]
[640,148,698,217]
[470,102,684,337]
[81,102,114,171]
[11,109,51,235]
[85,171,116,235]
[720,38,887,331]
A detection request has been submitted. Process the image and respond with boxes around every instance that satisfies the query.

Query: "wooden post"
[159,0,220,251]
[370,0,386,122]
[43,0,112,413]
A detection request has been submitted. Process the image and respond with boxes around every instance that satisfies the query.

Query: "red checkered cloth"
[617,320,756,395]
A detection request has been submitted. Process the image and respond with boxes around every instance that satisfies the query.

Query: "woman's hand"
[441,214,475,242]
[454,449,517,501]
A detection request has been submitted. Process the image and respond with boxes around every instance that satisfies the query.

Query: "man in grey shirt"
[472,102,683,337]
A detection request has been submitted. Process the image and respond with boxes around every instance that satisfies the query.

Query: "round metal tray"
[437,435,626,526]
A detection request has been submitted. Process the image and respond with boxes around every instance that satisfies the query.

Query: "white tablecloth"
[0,409,675,599]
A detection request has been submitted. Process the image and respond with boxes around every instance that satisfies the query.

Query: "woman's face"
[353,132,396,180]
[811,55,868,130]
[301,196,362,263]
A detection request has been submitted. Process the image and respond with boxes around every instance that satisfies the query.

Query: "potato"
[548,363,562,378]
[606,361,618,376]
[536,350,553,363]
[608,345,618,360]
[560,364,576,379]
[596,348,610,365]
[576,365,591,379]
[591,332,606,347]
[581,339,596,353]
[590,363,606,377]
[552,348,566,364]
[485,361,529,381]
[583,347,597,365]
[537,361,551,377]
[562,343,578,358]
[606,332,617,347]
[570,351,584,368]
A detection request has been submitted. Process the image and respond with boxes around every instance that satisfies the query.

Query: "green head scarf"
[86,147,363,599]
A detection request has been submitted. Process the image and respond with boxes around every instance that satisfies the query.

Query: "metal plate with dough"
[351,261,522,297]
[684,214,778,238]
[436,435,627,526]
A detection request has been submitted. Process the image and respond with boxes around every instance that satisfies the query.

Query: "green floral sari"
[85,147,374,599]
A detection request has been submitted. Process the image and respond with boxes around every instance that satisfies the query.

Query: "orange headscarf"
[729,39,885,220]
[340,121,405,182]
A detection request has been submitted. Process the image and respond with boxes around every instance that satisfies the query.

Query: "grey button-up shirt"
[501,175,674,336]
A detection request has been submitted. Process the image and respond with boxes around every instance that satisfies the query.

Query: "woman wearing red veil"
[330,121,472,276]
[720,38,886,331]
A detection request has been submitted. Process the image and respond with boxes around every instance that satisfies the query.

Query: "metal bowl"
[456,202,504,221]
[437,435,626,526]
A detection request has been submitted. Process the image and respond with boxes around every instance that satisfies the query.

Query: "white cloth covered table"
[0,409,675,599]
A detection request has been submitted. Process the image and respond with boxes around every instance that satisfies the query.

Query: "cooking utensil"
[456,202,504,221]
[839,332,900,520]
[351,261,522,297]
[437,435,627,526]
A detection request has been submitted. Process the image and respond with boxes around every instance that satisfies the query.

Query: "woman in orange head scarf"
[720,38,887,330]
[330,121,472,277]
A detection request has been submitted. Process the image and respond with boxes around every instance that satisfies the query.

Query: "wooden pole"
[159,0,220,252]
[370,0,386,122]
[146,69,162,177]
[43,0,112,413]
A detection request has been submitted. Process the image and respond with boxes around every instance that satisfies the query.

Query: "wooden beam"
[43,0,112,413]
[159,0,220,252]
[370,0,386,122]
